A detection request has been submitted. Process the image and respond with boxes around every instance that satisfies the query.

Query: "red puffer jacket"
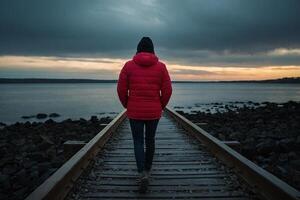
[117,52,172,120]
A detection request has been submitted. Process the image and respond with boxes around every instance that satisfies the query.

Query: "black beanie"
[136,37,154,54]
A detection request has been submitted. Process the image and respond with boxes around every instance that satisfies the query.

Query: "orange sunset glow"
[1,55,300,81]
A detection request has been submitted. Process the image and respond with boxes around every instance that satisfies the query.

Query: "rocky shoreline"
[0,116,112,200]
[1,101,299,199]
[176,101,300,190]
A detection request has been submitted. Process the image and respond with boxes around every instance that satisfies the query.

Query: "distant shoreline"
[0,77,300,84]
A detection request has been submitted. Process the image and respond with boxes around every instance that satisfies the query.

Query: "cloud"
[160,48,300,67]
[0,55,124,73]
[0,0,300,77]
[170,69,215,75]
[267,48,300,56]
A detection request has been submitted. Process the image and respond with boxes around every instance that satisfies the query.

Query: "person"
[117,37,172,193]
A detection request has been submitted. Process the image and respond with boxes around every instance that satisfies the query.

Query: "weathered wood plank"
[85,178,227,186]
[94,174,229,179]
[100,161,216,166]
[96,165,218,170]
[82,192,246,199]
[87,184,229,191]
[66,112,256,200]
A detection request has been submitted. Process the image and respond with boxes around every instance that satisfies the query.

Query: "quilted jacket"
[117,52,172,120]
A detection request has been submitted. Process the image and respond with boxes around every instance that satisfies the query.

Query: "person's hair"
[136,37,154,54]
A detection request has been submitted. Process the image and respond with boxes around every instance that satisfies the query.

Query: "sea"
[1,83,300,124]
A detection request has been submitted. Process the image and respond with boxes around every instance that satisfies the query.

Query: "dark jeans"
[129,118,160,173]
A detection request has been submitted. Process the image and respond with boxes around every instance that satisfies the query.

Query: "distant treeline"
[0,78,117,83]
[213,77,300,84]
[0,77,300,84]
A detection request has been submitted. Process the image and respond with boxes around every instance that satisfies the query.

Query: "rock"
[218,133,226,141]
[36,113,47,119]
[2,164,18,175]
[24,121,31,127]
[255,119,264,124]
[45,119,55,124]
[12,138,26,146]
[176,110,185,115]
[21,115,35,119]
[14,187,28,199]
[180,101,300,190]
[229,132,239,139]
[64,118,73,123]
[90,116,98,123]
[46,147,56,159]
[30,170,39,180]
[0,155,15,168]
[0,122,6,126]
[64,131,77,137]
[288,152,297,160]
[13,169,29,186]
[256,139,275,155]
[255,155,266,163]
[23,144,37,152]
[278,153,289,163]
[38,162,51,174]
[22,160,36,169]
[0,193,9,200]
[51,157,62,168]
[0,173,10,190]
[274,165,288,177]
[49,113,60,118]
[79,118,87,122]
[40,135,54,145]
[290,159,300,169]
[28,152,47,162]
[296,136,300,144]
[37,141,53,151]
[278,138,294,152]
[0,114,112,198]
[32,136,43,144]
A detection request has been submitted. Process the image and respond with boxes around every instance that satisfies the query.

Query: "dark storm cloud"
[1,0,300,66]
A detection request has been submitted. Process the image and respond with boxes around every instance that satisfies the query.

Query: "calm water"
[1,83,300,124]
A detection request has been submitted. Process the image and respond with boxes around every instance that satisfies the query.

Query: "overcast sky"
[1,0,300,80]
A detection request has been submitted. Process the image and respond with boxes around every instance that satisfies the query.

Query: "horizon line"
[0,77,300,83]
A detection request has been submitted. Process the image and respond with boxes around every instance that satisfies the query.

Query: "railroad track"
[26,107,300,200]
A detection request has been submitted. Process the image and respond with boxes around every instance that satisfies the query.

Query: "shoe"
[136,171,143,184]
[143,170,151,179]
[139,171,149,193]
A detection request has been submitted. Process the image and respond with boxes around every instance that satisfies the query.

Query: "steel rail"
[165,106,300,200]
[25,109,127,200]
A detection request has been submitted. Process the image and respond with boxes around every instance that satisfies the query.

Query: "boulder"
[45,119,55,124]
[0,122,6,126]
[49,113,60,118]
[28,152,47,162]
[13,169,29,186]
[0,173,10,190]
[2,164,18,175]
[38,162,52,174]
[256,139,275,155]
[278,138,294,152]
[36,113,47,119]
[90,116,98,123]
[21,115,35,119]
